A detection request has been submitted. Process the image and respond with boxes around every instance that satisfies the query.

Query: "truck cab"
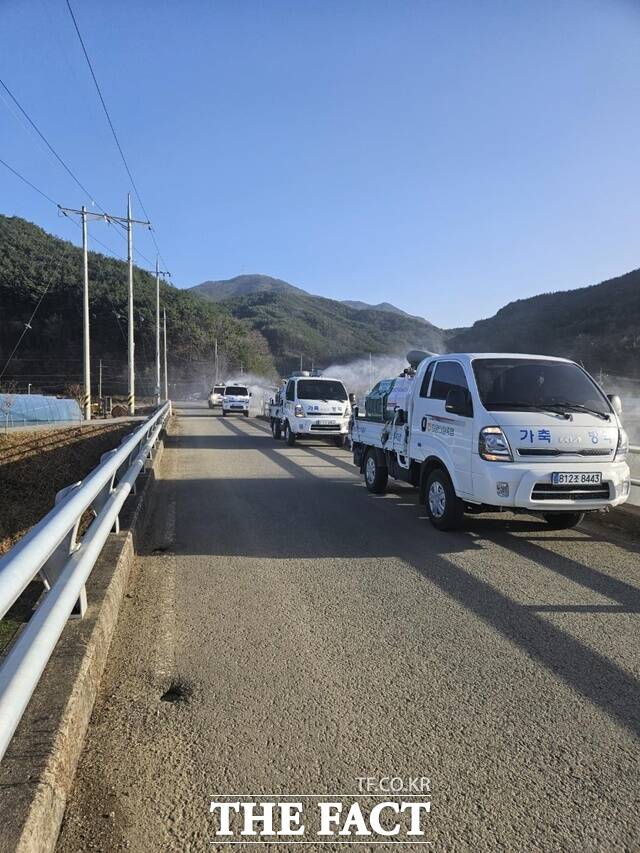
[351,352,631,530]
[222,384,251,417]
[274,372,351,447]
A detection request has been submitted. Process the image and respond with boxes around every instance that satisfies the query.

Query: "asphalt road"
[57,402,640,852]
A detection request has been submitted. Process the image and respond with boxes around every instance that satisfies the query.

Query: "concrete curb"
[0,435,167,853]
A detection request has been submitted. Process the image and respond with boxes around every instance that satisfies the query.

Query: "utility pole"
[98,358,103,401]
[58,201,149,417]
[59,204,112,420]
[155,256,161,407]
[214,338,219,385]
[163,308,168,401]
[153,258,170,406]
[300,354,303,372]
[81,206,90,419]
[127,194,134,415]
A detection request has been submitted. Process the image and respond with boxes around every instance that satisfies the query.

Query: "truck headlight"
[479,426,513,462]
[294,404,304,417]
[615,428,629,462]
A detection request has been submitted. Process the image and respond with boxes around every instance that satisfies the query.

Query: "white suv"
[222,384,251,417]
[208,384,225,409]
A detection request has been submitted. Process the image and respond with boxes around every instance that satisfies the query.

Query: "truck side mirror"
[445,387,473,417]
[607,393,622,416]
[348,393,356,405]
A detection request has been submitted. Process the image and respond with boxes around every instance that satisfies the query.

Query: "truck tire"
[364,450,388,494]
[543,512,584,530]
[222,410,227,417]
[271,419,282,439]
[284,421,296,446]
[425,468,464,531]
[334,435,347,448]
[244,410,249,417]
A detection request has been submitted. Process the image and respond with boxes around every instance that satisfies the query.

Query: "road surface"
[57,402,640,851]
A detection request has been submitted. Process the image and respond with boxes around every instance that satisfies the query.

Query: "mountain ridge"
[190,274,421,319]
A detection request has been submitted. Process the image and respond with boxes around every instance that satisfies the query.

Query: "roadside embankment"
[0,420,168,853]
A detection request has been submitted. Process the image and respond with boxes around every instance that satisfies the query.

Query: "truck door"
[284,379,295,422]
[413,360,473,497]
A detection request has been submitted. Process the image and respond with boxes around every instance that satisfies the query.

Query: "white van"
[276,372,351,447]
[222,384,251,417]
[350,353,630,530]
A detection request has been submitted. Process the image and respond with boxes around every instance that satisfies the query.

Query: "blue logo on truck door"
[422,416,454,437]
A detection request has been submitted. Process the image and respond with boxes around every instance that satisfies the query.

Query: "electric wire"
[0,80,155,268]
[0,156,58,206]
[0,281,52,381]
[64,0,170,272]
[0,75,103,213]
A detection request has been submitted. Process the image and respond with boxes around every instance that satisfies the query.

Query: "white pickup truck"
[350,352,631,530]
[270,372,351,447]
[222,384,251,417]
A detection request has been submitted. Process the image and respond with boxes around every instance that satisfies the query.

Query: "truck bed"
[350,416,408,454]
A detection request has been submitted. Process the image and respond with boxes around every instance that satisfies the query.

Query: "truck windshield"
[297,380,347,401]
[472,358,611,418]
[213,386,225,394]
[225,386,248,396]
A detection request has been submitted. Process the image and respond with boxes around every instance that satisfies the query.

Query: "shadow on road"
[158,406,640,741]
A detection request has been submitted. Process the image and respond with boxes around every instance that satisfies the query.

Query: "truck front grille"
[517,448,611,457]
[310,424,340,431]
[530,483,610,502]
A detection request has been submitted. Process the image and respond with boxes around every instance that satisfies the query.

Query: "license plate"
[551,472,602,485]
[316,420,337,425]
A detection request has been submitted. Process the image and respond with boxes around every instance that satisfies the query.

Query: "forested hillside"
[192,276,444,374]
[448,269,640,378]
[0,216,274,395]
[3,214,640,393]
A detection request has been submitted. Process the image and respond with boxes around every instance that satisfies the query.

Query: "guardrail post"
[94,449,121,533]
[38,482,87,618]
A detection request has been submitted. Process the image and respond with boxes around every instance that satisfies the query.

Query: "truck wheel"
[222,410,227,417]
[272,419,282,439]
[364,450,388,494]
[543,512,585,530]
[334,435,347,448]
[284,422,296,446]
[425,468,464,531]
[244,410,249,417]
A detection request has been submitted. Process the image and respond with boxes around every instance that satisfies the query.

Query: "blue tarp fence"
[0,394,82,427]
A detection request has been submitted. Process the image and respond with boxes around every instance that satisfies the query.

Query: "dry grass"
[0,422,138,556]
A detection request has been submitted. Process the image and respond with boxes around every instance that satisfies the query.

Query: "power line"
[0,75,103,212]
[65,0,170,271]
[0,154,125,260]
[0,153,153,267]
[0,80,153,266]
[0,281,52,381]
[0,156,58,206]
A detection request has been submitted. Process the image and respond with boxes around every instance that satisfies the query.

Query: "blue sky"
[2,0,640,328]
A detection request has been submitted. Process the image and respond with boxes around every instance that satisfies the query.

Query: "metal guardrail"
[0,401,170,761]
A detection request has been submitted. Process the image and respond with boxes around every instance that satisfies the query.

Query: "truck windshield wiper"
[486,401,571,419]
[547,401,610,421]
